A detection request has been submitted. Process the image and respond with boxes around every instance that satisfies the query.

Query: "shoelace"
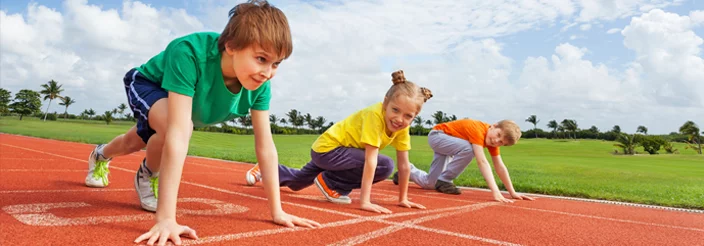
[92,160,110,186]
[150,176,159,199]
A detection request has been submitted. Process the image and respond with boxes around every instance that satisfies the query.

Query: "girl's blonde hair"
[382,70,433,113]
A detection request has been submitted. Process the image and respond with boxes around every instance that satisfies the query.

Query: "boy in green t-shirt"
[83,1,320,244]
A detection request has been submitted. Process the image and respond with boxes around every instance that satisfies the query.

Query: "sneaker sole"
[85,179,107,188]
[313,177,351,205]
[134,173,157,212]
[245,169,259,186]
[86,149,108,188]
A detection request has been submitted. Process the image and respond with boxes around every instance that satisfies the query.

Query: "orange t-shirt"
[432,119,500,156]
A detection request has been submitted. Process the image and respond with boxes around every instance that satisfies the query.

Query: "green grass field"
[1,116,703,209]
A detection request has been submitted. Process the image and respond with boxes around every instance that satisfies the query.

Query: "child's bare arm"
[360,144,391,214]
[396,150,425,209]
[251,109,321,228]
[135,92,197,245]
[491,155,516,194]
[251,109,283,216]
[491,155,534,201]
[472,144,512,203]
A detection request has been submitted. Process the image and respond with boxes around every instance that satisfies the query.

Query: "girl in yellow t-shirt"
[247,70,432,214]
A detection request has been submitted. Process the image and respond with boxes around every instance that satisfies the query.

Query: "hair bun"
[420,87,433,102]
[391,70,406,85]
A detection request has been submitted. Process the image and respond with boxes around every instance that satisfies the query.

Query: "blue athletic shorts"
[123,68,168,144]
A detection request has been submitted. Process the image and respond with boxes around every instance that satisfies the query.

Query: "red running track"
[0,133,702,245]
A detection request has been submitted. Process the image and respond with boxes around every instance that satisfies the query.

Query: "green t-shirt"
[135,32,271,127]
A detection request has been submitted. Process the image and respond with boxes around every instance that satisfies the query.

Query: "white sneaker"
[134,159,158,212]
[85,144,111,188]
[245,163,261,186]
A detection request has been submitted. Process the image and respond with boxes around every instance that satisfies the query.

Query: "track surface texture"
[1,133,702,245]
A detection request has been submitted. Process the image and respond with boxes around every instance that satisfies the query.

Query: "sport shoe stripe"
[315,174,341,198]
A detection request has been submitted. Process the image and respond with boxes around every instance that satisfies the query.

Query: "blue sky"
[1,0,702,134]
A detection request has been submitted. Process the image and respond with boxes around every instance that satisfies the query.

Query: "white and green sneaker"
[85,144,111,188]
[134,159,159,212]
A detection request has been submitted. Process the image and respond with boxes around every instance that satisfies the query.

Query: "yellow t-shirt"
[312,102,411,153]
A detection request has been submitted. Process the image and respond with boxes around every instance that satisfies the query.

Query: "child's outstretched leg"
[86,126,146,187]
[407,153,449,189]
[278,152,325,190]
[311,147,394,204]
[245,149,325,191]
[408,130,474,195]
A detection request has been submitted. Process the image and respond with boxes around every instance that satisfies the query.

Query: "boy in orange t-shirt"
[394,119,533,203]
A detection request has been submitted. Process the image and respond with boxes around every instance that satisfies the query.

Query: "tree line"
[1,83,701,155]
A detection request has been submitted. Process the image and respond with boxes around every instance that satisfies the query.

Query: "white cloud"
[606,28,622,34]
[1,1,701,134]
[622,9,704,107]
[691,10,704,26]
[575,0,685,22]
[0,0,204,116]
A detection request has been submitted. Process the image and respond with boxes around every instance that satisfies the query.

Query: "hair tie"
[391,70,406,85]
[420,87,433,102]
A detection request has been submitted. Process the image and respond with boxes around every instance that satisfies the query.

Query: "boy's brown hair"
[219,0,293,60]
[496,120,522,146]
[383,70,433,114]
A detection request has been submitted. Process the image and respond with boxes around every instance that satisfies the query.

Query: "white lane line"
[5,142,702,244]
[2,143,516,244]
[376,187,704,232]
[505,205,704,232]
[0,189,133,194]
[372,187,480,203]
[186,203,513,245]
[327,201,520,246]
[1,169,86,172]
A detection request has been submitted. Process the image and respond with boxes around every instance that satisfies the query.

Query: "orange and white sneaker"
[245,164,261,186]
[314,173,351,204]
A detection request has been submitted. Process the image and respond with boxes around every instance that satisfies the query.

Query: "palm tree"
[679,121,702,154]
[39,80,64,121]
[58,96,76,119]
[413,116,424,136]
[286,109,300,129]
[279,118,287,127]
[413,116,423,128]
[103,111,113,125]
[304,113,314,130]
[432,111,446,125]
[425,119,433,129]
[269,114,279,128]
[313,116,326,132]
[118,103,127,118]
[87,108,95,119]
[80,109,89,120]
[637,125,648,135]
[525,115,539,138]
[612,125,621,134]
[566,119,578,139]
[560,119,578,139]
[238,115,252,129]
[588,126,599,134]
[547,120,558,138]
[613,133,639,155]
